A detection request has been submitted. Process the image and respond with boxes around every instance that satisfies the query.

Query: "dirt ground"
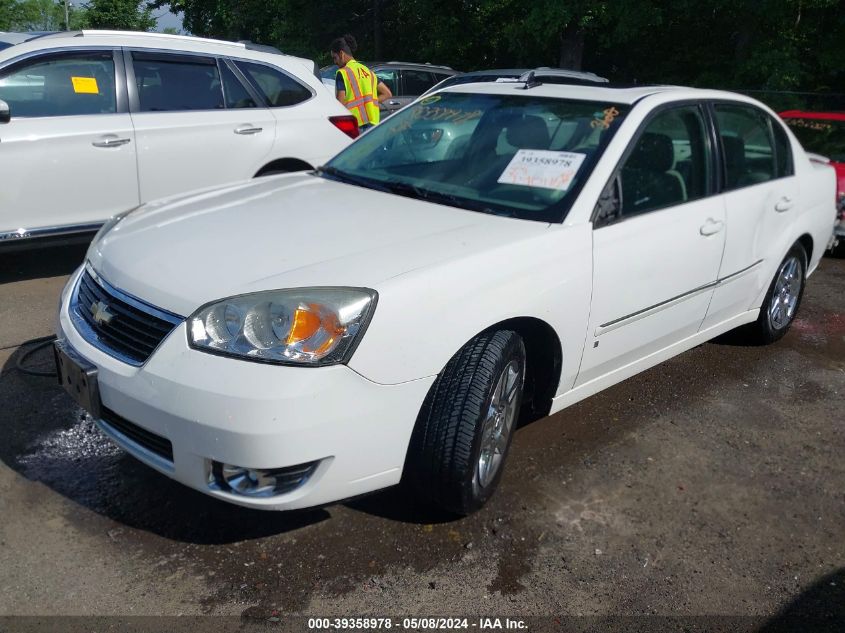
[0,245,842,630]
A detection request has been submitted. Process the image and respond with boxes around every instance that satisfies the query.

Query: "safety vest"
[337,60,380,127]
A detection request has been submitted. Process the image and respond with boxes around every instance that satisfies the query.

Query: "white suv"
[0,30,358,247]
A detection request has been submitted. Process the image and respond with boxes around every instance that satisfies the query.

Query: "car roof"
[779,110,845,121]
[436,81,762,106]
[0,31,56,45]
[369,61,456,72]
[1,30,311,67]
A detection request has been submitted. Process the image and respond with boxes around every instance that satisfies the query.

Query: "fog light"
[210,460,318,497]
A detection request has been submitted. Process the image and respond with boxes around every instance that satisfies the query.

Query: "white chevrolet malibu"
[54,81,836,515]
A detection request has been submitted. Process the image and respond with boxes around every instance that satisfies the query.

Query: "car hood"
[89,174,550,316]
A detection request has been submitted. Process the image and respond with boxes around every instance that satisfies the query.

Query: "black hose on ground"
[15,335,58,378]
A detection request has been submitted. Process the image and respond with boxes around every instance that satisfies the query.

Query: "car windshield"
[783,117,845,162]
[322,92,629,222]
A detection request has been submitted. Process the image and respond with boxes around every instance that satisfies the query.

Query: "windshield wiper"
[319,170,509,218]
[383,180,486,210]
[316,166,393,194]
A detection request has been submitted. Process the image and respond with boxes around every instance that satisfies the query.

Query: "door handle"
[699,218,725,236]
[774,196,794,213]
[387,100,400,107]
[92,135,131,148]
[234,125,263,135]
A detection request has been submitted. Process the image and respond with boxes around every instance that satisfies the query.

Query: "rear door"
[701,102,799,328]
[576,103,726,386]
[231,59,338,166]
[0,49,138,239]
[126,50,276,202]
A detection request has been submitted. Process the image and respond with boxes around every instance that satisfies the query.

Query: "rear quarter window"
[235,61,312,107]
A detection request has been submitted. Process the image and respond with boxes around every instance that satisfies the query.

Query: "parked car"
[0,31,56,52]
[320,60,458,116]
[779,110,845,253]
[55,80,836,515]
[423,67,609,95]
[388,68,611,164]
[0,30,358,248]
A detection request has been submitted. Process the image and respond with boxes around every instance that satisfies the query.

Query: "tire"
[406,330,526,515]
[745,244,807,344]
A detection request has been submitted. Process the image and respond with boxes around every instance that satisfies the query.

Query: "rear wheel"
[745,244,806,344]
[406,330,526,515]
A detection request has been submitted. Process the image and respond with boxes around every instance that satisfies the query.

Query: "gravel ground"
[0,245,842,630]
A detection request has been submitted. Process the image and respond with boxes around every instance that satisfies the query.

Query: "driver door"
[575,104,726,387]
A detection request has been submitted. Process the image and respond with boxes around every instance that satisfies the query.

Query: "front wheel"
[406,330,526,515]
[745,244,807,344]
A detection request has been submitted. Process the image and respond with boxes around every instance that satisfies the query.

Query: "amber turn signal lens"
[287,305,322,344]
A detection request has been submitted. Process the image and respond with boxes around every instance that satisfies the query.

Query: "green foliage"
[142,0,845,101]
[86,0,157,31]
[3,0,89,31]
[0,0,18,30]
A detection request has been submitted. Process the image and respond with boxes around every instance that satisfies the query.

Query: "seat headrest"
[628,132,675,172]
[505,114,549,149]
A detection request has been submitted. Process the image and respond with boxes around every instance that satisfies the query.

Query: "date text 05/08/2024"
[307,618,528,630]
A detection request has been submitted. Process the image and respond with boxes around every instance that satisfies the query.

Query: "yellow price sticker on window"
[71,76,99,94]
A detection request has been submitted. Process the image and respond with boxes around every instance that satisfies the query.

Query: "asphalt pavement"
[0,244,842,627]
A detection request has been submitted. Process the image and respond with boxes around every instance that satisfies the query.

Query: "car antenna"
[518,70,542,90]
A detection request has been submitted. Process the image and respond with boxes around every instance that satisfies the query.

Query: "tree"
[3,0,88,30]
[86,0,157,31]
[151,0,845,104]
[0,0,18,30]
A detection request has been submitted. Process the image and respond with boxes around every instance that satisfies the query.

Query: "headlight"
[187,288,377,365]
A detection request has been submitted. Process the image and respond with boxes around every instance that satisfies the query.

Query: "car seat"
[721,134,772,188]
[621,132,685,215]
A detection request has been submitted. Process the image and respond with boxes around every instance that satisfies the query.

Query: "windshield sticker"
[497,150,587,191]
[786,119,832,132]
[390,105,484,135]
[71,76,99,94]
[415,105,483,124]
[591,106,620,130]
[419,95,442,105]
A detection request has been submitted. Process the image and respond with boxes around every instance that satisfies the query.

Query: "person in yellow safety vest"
[330,34,392,131]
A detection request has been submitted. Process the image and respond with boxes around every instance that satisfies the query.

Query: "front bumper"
[57,267,434,510]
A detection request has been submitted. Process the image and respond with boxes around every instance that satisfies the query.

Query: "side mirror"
[0,99,9,124]
[594,173,623,226]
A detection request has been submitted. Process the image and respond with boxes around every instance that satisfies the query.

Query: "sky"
[149,3,185,33]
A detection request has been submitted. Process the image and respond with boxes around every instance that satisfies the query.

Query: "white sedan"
[54,81,836,514]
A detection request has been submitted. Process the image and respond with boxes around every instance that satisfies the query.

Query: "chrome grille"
[71,268,183,365]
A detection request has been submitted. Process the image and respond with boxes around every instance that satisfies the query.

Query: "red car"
[780,110,845,252]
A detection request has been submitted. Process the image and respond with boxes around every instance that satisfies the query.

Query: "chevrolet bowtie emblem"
[91,300,115,326]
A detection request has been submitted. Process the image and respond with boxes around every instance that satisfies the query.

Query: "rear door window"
[714,103,777,190]
[0,51,116,117]
[220,62,257,109]
[401,69,437,96]
[132,52,223,112]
